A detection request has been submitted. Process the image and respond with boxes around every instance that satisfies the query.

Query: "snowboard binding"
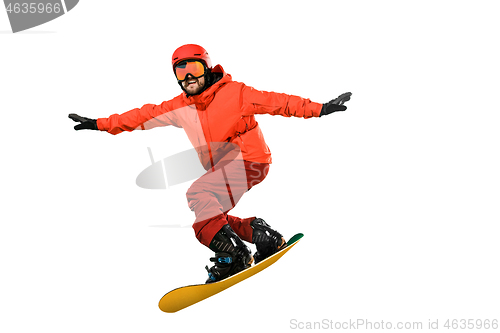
[251,218,286,264]
[205,224,253,284]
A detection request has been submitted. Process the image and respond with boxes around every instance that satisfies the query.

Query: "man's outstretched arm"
[241,85,351,118]
[68,100,177,135]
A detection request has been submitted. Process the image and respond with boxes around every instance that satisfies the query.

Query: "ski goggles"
[174,60,206,81]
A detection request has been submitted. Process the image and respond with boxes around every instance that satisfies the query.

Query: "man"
[69,44,351,283]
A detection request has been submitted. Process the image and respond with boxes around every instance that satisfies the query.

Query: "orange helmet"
[172,44,212,71]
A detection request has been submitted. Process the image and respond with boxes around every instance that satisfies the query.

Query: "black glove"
[320,92,352,117]
[69,113,98,130]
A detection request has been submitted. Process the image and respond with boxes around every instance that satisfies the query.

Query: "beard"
[183,77,205,94]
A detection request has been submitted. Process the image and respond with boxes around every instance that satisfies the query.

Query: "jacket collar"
[182,65,232,109]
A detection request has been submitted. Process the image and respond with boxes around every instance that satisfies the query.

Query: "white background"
[1,0,499,332]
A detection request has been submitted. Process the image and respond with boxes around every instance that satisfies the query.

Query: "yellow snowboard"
[158,233,304,313]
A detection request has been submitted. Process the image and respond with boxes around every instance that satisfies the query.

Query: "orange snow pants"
[187,159,270,247]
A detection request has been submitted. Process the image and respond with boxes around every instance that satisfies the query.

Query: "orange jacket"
[97,65,322,169]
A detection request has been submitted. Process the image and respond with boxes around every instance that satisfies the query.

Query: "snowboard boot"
[205,224,254,284]
[251,218,286,264]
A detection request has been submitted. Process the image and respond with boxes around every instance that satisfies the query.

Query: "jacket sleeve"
[96,100,179,135]
[240,85,323,119]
